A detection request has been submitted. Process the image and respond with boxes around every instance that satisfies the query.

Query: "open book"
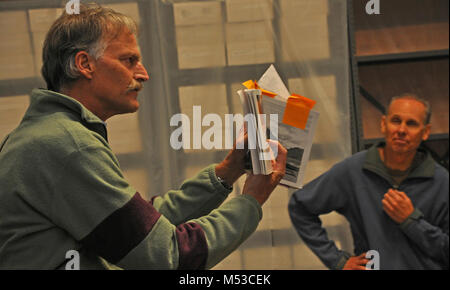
[238,65,320,189]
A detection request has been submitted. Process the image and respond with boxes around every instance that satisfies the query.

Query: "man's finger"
[357,253,367,258]
[382,199,395,213]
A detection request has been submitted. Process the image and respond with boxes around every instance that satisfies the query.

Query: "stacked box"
[173,1,222,26]
[279,0,330,61]
[175,24,226,69]
[173,1,226,69]
[226,21,275,66]
[0,11,35,80]
[225,0,273,23]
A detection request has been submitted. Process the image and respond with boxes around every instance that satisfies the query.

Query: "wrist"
[215,161,244,186]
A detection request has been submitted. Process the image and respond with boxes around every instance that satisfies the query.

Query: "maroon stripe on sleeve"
[80,192,161,264]
[176,222,208,270]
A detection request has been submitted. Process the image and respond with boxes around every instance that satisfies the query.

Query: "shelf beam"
[356,49,449,65]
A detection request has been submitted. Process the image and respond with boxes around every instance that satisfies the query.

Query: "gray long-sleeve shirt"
[288,143,449,270]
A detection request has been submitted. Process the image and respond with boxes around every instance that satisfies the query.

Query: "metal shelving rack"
[348,0,449,169]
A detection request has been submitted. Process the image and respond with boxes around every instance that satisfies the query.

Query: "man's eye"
[407,121,419,127]
[390,118,401,124]
[123,57,137,65]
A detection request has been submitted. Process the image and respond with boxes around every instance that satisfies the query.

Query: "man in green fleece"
[289,94,448,270]
[0,4,287,269]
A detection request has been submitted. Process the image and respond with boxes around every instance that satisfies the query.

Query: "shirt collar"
[363,141,435,181]
[27,88,108,140]
[28,88,105,125]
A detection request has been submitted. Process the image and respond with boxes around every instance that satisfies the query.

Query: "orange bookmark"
[282,94,316,130]
[242,80,277,98]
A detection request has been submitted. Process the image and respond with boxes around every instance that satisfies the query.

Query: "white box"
[226,21,274,66]
[173,1,222,26]
[225,21,273,43]
[280,16,330,61]
[176,24,226,69]
[176,24,225,47]
[225,0,273,23]
[279,0,328,17]
[177,45,226,69]
[227,41,274,66]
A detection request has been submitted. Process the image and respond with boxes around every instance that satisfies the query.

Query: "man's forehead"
[104,31,140,55]
[387,98,427,120]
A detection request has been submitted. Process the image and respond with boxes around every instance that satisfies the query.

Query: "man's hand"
[215,133,248,186]
[382,189,414,224]
[343,253,369,270]
[242,141,287,205]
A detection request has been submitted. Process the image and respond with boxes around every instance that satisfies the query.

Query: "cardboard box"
[227,41,275,66]
[176,24,226,69]
[280,16,330,61]
[225,21,273,43]
[225,0,273,23]
[226,21,274,66]
[173,1,222,26]
[177,45,226,69]
[176,24,225,47]
[106,112,143,154]
[279,0,328,17]
[0,95,29,141]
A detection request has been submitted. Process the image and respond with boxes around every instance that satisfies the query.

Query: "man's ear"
[74,51,95,80]
[422,123,431,141]
[380,115,387,134]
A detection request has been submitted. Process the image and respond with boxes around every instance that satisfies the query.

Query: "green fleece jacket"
[0,89,262,270]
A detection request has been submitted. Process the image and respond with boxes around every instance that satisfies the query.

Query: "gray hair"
[41,3,138,92]
[388,93,432,125]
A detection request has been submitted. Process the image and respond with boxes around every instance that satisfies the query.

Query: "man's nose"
[134,62,149,82]
[398,122,407,134]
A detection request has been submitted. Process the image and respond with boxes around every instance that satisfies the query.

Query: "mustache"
[127,81,143,92]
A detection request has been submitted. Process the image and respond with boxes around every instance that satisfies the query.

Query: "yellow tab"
[242,80,277,98]
[242,80,257,89]
[282,94,316,130]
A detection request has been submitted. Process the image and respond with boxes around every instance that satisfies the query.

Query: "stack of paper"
[238,65,320,188]
[237,89,273,175]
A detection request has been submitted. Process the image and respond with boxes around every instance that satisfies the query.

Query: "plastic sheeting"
[0,0,354,269]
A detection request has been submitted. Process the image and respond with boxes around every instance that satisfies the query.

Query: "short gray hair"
[388,93,432,125]
[41,3,138,92]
